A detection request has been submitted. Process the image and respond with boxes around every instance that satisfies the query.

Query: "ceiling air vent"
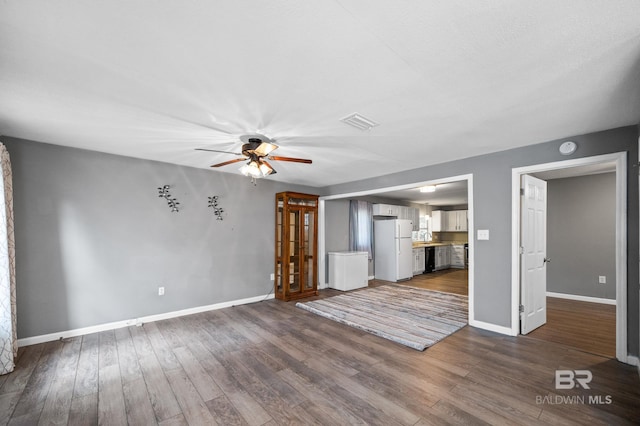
[340,113,379,131]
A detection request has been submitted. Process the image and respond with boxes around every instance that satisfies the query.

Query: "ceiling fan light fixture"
[240,161,262,178]
[240,158,274,179]
[420,185,436,193]
[203,134,310,181]
[258,162,273,176]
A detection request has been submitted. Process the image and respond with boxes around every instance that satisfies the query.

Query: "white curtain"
[0,143,16,375]
[349,200,374,260]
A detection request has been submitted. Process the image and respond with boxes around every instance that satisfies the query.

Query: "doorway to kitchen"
[511,152,627,362]
[364,179,470,296]
[318,173,477,325]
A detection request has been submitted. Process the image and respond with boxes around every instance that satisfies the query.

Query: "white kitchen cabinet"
[401,207,417,231]
[412,248,425,275]
[373,204,399,217]
[373,204,419,230]
[434,245,450,271]
[434,246,443,270]
[442,210,468,232]
[432,211,445,232]
[398,206,409,220]
[455,210,468,231]
[450,244,465,268]
[444,211,456,232]
[404,207,419,231]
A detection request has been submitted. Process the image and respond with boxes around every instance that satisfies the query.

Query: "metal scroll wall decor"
[208,196,224,220]
[157,185,180,212]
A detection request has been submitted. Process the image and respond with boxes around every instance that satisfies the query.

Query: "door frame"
[318,173,476,325]
[510,152,627,363]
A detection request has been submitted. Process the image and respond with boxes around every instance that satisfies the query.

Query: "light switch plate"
[477,229,490,240]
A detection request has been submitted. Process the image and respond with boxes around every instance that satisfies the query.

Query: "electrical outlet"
[158,286,165,296]
[270,273,274,281]
[598,276,606,284]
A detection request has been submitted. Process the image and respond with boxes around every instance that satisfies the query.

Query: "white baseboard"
[368,275,375,280]
[321,280,373,289]
[17,293,275,347]
[625,355,639,367]
[469,319,517,336]
[546,292,616,305]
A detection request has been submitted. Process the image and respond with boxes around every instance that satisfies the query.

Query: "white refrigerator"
[374,219,413,282]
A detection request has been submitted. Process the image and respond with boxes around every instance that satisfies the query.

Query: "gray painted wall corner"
[5,137,316,338]
[319,126,640,357]
[546,173,616,299]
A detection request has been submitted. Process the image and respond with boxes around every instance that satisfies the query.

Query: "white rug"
[296,285,468,351]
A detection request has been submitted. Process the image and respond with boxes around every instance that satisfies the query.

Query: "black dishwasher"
[425,246,435,273]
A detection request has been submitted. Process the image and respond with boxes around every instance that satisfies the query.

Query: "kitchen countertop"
[412,242,467,248]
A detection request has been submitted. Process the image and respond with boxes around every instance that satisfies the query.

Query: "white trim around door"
[511,152,628,363]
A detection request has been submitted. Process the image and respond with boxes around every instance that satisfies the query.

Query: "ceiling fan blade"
[254,142,279,157]
[196,148,243,155]
[267,156,312,164]
[210,158,247,168]
[261,160,277,175]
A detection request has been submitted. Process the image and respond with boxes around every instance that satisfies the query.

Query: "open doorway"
[363,180,469,296]
[526,166,616,358]
[318,174,476,324]
[511,152,627,363]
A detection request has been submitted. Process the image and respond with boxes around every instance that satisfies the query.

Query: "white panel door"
[520,175,548,334]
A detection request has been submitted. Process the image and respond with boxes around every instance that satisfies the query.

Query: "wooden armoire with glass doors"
[274,192,318,301]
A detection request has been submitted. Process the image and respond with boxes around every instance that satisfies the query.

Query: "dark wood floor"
[1,286,638,425]
[396,269,469,296]
[527,297,616,359]
[395,269,616,360]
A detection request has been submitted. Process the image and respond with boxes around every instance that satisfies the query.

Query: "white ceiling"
[372,181,469,207]
[1,2,640,187]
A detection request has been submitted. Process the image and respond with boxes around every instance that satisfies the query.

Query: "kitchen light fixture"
[420,185,436,193]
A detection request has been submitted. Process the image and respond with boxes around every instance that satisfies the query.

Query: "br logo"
[555,370,592,389]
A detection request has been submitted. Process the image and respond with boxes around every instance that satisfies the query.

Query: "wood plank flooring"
[395,269,469,296]
[1,286,638,425]
[395,269,615,360]
[526,297,616,359]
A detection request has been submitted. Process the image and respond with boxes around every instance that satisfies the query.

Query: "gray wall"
[547,173,616,299]
[319,126,639,357]
[4,137,315,339]
[323,199,352,276]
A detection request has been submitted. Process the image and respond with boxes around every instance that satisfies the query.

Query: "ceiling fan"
[196,134,312,180]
